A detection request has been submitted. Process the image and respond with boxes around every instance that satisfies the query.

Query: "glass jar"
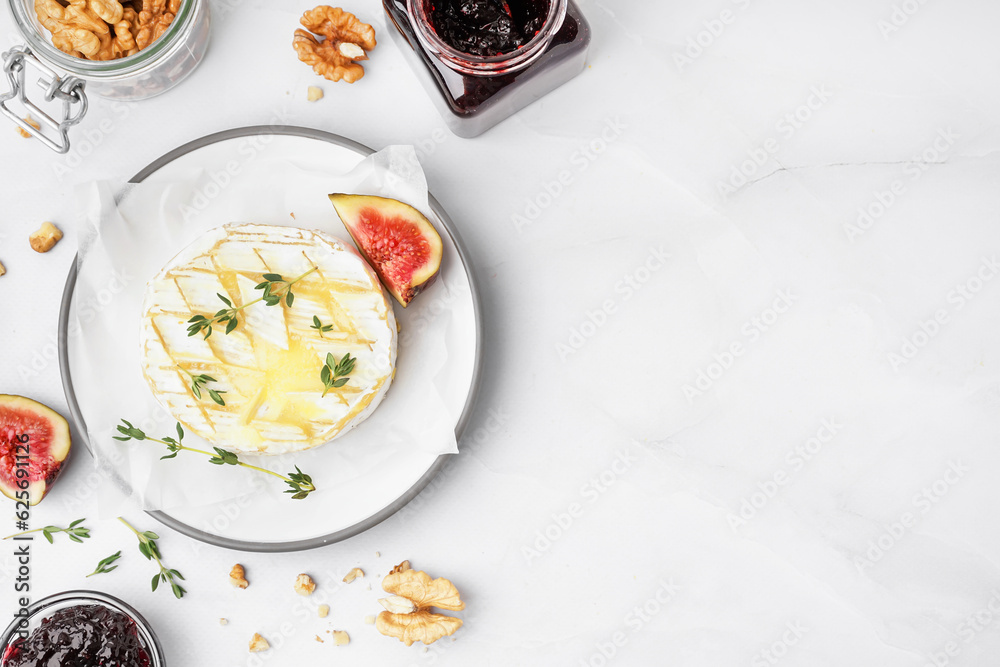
[383,0,590,138]
[1,0,210,152]
[0,590,166,666]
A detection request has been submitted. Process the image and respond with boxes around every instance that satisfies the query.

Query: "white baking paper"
[70,145,464,516]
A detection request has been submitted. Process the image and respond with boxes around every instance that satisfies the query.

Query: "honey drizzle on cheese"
[140,225,395,454]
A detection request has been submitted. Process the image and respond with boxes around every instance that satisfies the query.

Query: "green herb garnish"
[310,315,334,338]
[118,518,186,599]
[186,267,317,339]
[2,518,90,543]
[320,352,356,397]
[86,550,122,577]
[114,420,317,499]
[179,367,226,406]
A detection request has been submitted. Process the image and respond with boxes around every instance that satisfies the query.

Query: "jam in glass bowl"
[1,590,164,667]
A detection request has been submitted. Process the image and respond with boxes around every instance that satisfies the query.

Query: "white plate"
[58,127,483,551]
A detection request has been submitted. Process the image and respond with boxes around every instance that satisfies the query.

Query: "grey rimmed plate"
[57,126,483,552]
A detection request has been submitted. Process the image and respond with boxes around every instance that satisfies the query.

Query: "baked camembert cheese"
[139,224,397,455]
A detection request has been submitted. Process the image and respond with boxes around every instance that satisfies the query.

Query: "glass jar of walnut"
[1,0,210,152]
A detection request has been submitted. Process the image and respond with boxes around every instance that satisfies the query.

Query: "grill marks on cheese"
[140,225,396,455]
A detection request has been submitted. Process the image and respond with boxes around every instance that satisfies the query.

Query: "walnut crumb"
[29,222,62,253]
[0,260,6,277]
[219,618,228,626]
[17,115,40,138]
[307,86,324,101]
[343,567,364,583]
[295,573,317,596]
[375,551,380,558]
[318,604,330,618]
[364,615,376,625]
[230,564,249,589]
[315,635,324,643]
[249,633,270,652]
[332,630,350,646]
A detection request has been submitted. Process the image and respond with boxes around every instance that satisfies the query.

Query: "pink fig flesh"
[329,194,443,307]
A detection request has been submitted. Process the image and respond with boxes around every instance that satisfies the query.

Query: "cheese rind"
[139,223,397,455]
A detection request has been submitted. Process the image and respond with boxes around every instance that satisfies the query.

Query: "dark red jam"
[427,0,551,56]
[3,605,150,667]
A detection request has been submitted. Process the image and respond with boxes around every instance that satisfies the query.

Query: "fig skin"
[329,194,443,307]
[0,394,71,506]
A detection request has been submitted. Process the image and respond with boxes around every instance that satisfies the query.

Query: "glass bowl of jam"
[1,590,164,667]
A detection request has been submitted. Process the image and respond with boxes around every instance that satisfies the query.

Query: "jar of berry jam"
[1,590,165,667]
[383,0,591,137]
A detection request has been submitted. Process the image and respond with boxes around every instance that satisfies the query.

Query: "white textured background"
[3,0,1000,665]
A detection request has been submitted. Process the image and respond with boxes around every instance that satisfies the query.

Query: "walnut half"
[293,6,375,84]
[375,563,465,646]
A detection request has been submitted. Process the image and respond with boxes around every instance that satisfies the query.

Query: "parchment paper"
[71,145,462,514]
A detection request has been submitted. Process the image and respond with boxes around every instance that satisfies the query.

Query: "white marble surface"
[2,0,1000,664]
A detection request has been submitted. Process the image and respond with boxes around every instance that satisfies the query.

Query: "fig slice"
[0,395,71,506]
[329,194,443,307]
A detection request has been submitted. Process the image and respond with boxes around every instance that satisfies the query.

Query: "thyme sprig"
[186,267,317,339]
[86,550,122,577]
[118,518,186,599]
[311,315,334,338]
[179,367,226,406]
[320,352,356,397]
[3,518,90,543]
[114,420,317,499]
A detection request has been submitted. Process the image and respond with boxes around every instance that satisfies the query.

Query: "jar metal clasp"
[0,46,88,154]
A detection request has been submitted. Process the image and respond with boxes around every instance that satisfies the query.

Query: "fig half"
[329,194,443,307]
[0,394,71,506]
